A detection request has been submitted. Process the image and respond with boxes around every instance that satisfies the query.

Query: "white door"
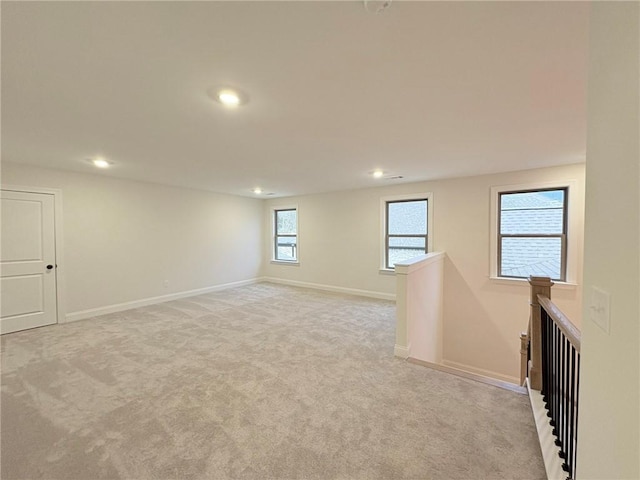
[1,190,57,334]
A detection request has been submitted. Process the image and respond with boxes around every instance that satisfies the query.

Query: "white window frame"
[380,193,433,272]
[490,180,579,285]
[271,205,299,265]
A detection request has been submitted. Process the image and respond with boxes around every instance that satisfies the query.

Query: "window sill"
[270,260,300,266]
[489,276,578,290]
[379,268,396,276]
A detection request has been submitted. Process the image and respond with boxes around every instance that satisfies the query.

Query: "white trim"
[408,358,526,394]
[394,345,410,359]
[270,260,300,266]
[489,180,579,283]
[271,204,299,263]
[527,379,567,480]
[488,276,578,290]
[65,278,260,323]
[380,192,434,270]
[261,277,395,301]
[394,251,445,275]
[442,359,520,385]
[1,185,66,327]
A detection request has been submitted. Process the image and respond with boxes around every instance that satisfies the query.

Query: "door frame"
[1,184,66,325]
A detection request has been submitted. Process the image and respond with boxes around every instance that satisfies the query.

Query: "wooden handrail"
[537,295,581,353]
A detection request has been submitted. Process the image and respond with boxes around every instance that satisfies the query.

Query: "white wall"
[578,3,640,478]
[396,253,445,364]
[1,162,263,317]
[264,163,585,383]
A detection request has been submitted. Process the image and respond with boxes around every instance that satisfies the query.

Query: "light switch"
[589,286,611,334]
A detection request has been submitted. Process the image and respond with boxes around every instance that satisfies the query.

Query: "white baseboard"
[261,277,396,301]
[409,358,526,394]
[442,359,520,386]
[65,278,261,323]
[527,379,567,480]
[394,345,410,359]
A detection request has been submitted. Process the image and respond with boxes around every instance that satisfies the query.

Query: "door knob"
[46,264,53,270]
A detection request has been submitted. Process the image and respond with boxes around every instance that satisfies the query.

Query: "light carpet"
[1,283,545,479]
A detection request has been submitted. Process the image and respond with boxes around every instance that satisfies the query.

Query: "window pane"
[500,190,565,234]
[501,237,562,280]
[388,200,427,235]
[275,236,297,261]
[388,246,426,267]
[388,236,426,267]
[276,210,297,235]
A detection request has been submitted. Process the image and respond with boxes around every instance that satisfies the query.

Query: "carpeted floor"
[1,283,545,480]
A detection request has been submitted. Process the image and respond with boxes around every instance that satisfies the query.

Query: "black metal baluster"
[547,312,552,405]
[557,325,562,440]
[554,324,559,435]
[565,337,569,459]
[567,339,572,473]
[557,330,564,452]
[547,312,551,403]
[567,345,576,478]
[541,310,548,401]
[564,337,571,466]
[562,338,569,471]
[565,336,569,457]
[563,336,568,454]
[543,311,549,406]
[555,324,560,436]
[551,314,555,416]
[546,314,553,416]
[555,328,561,443]
[568,339,572,462]
[573,354,580,479]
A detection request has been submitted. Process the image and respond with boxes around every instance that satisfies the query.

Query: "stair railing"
[521,276,581,480]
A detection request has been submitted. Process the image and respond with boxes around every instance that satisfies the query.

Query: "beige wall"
[1,162,263,316]
[2,161,586,385]
[264,163,585,383]
[578,3,640,478]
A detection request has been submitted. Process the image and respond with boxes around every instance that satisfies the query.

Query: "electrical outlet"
[589,286,610,334]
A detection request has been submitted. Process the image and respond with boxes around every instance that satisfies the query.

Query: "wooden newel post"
[528,276,553,391]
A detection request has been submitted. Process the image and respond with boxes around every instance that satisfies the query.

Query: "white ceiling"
[1,1,589,198]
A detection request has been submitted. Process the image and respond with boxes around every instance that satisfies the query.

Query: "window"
[382,195,431,270]
[274,208,297,262]
[498,188,567,281]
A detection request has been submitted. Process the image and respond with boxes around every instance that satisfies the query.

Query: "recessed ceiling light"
[253,187,262,194]
[218,90,240,106]
[207,86,249,107]
[373,170,384,178]
[88,157,111,168]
